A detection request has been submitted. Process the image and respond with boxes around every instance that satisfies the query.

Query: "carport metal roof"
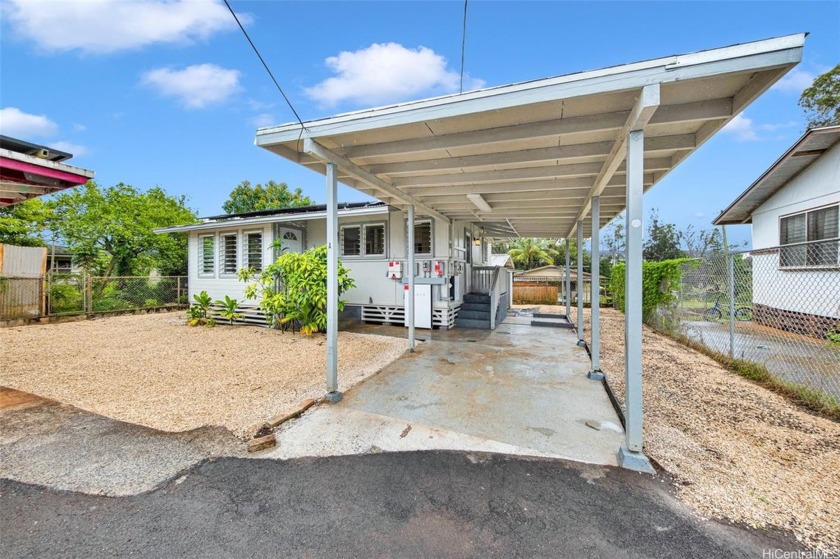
[256,34,805,239]
[713,124,840,225]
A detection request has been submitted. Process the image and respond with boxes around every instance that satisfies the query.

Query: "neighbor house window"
[340,226,361,256]
[780,205,838,267]
[220,233,238,274]
[199,235,215,275]
[412,221,432,254]
[365,224,386,256]
[245,231,263,271]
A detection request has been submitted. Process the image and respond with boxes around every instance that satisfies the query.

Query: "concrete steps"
[455,293,492,329]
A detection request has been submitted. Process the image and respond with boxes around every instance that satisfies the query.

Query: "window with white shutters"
[199,235,215,275]
[245,231,263,271]
[220,233,238,275]
[365,224,386,256]
[340,226,361,256]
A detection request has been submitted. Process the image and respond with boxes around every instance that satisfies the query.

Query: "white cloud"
[0,107,59,138]
[2,0,245,54]
[694,211,706,219]
[247,99,275,111]
[760,121,799,132]
[305,42,486,107]
[771,69,816,93]
[72,123,87,132]
[141,64,241,109]
[50,141,89,157]
[249,113,275,128]
[722,113,759,142]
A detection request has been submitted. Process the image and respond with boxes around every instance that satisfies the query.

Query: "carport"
[255,34,805,471]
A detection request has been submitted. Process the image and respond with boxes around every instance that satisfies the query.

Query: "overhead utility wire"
[459,0,469,94]
[223,0,307,131]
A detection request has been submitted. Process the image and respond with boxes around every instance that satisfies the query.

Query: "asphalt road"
[1,451,800,558]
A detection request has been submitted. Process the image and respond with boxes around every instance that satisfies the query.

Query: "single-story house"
[713,125,839,337]
[162,34,806,471]
[0,136,94,206]
[157,201,512,330]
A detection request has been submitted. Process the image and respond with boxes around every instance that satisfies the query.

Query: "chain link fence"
[664,238,840,401]
[0,274,188,320]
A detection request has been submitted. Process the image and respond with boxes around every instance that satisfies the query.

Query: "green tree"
[643,209,684,261]
[799,64,840,128]
[222,180,312,214]
[508,237,561,270]
[49,181,197,278]
[0,198,52,246]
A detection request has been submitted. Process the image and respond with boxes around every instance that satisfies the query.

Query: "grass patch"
[660,329,840,422]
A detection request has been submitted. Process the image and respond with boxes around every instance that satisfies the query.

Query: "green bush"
[49,282,83,313]
[610,258,694,323]
[240,245,355,334]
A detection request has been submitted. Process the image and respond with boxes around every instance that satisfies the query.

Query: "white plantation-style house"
[159,35,807,471]
[714,125,839,336]
[157,201,511,330]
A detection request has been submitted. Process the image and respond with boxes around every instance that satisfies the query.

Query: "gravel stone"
[0,312,408,439]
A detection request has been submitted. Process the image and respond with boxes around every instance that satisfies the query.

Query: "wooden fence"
[513,284,559,305]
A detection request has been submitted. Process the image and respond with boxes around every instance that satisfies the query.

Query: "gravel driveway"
[0,312,408,438]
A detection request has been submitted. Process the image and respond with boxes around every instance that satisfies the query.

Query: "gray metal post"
[407,204,416,351]
[564,238,571,318]
[588,197,604,380]
[618,128,654,473]
[325,163,341,402]
[576,222,585,347]
[176,276,182,305]
[728,252,735,359]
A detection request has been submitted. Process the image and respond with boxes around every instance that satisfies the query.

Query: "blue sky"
[1,0,838,247]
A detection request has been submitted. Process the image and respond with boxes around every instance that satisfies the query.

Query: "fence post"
[85,272,93,314]
[177,276,182,304]
[728,252,735,359]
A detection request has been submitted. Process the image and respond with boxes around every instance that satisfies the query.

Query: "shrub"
[610,258,694,325]
[240,245,355,334]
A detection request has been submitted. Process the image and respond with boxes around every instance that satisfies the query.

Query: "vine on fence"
[610,258,694,323]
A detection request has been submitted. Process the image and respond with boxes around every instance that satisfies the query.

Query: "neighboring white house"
[156,201,512,329]
[714,125,839,336]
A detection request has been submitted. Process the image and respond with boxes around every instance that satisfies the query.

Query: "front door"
[278,227,303,253]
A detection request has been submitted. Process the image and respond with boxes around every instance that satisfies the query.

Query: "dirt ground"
[0,312,408,439]
[532,305,839,551]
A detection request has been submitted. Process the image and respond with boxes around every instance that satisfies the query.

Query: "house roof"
[155,201,389,233]
[489,253,515,269]
[713,125,840,225]
[515,265,591,279]
[0,136,94,207]
[256,34,805,239]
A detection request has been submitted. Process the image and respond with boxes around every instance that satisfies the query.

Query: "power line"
[459,0,469,94]
[222,0,307,130]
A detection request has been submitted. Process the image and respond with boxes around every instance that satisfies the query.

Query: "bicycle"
[703,293,753,321]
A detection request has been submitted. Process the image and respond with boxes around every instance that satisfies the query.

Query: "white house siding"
[750,142,840,319]
[184,208,492,317]
[187,223,274,303]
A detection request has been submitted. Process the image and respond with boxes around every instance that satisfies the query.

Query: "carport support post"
[564,238,571,319]
[618,129,654,474]
[324,162,341,403]
[588,197,604,380]
[407,204,416,351]
[576,222,585,347]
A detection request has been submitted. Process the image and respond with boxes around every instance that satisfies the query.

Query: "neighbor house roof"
[155,201,388,234]
[0,135,94,207]
[713,125,840,225]
[514,265,591,280]
[255,34,805,239]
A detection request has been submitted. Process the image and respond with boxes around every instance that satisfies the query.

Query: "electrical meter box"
[388,261,403,279]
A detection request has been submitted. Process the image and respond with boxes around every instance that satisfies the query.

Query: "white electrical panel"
[404,284,432,329]
[388,261,402,279]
